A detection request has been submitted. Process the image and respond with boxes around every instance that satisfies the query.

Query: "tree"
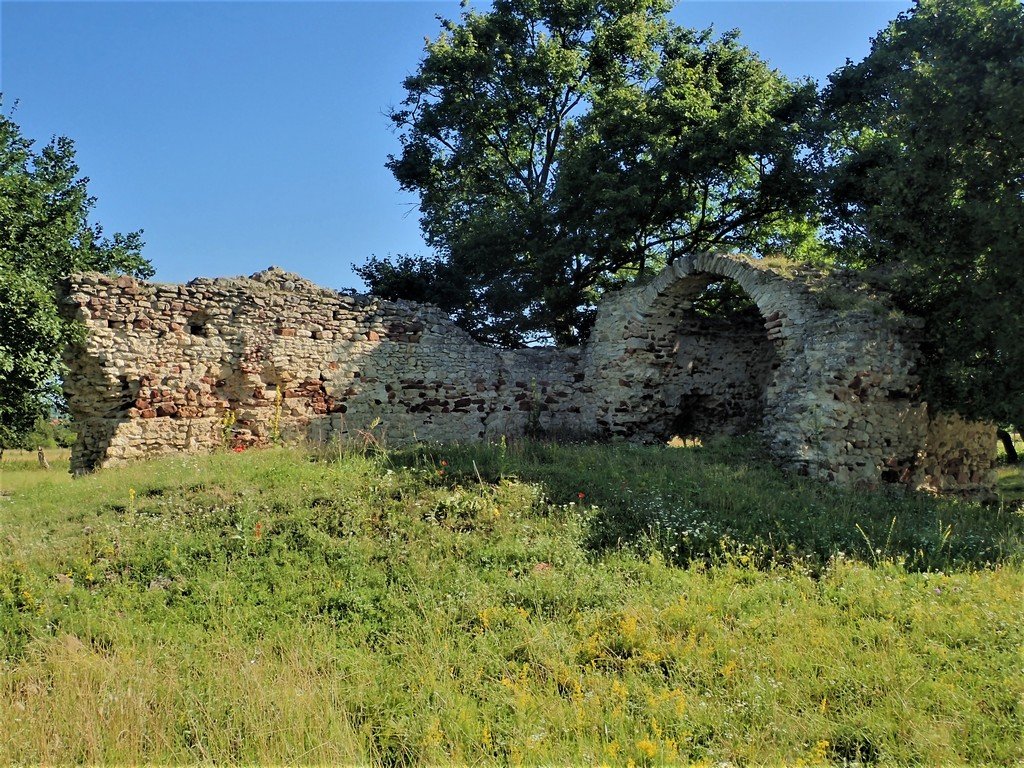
[365,0,817,346]
[0,104,152,449]
[818,0,1024,428]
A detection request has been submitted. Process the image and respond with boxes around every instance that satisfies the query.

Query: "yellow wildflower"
[636,738,657,758]
[619,613,638,639]
[811,739,830,763]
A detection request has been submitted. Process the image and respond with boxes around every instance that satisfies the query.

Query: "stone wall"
[660,314,777,438]
[61,268,581,473]
[915,413,998,497]
[61,253,997,497]
[582,254,996,497]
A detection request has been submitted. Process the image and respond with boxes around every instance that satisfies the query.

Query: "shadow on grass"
[997,465,1024,508]
[391,437,1024,574]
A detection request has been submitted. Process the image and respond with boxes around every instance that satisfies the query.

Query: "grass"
[996,431,1024,507]
[1,439,1022,765]
[998,466,1024,506]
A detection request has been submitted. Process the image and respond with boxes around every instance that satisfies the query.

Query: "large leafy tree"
[818,0,1024,428]
[363,0,817,345]
[0,106,152,449]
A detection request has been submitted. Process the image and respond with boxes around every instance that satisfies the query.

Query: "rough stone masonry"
[61,252,997,497]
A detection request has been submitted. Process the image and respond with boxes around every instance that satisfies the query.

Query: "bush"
[17,416,77,450]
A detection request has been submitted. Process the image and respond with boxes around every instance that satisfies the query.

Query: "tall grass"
[1,442,1022,764]
[395,437,1023,573]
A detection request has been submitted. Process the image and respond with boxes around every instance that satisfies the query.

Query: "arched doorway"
[659,277,780,443]
[582,259,787,445]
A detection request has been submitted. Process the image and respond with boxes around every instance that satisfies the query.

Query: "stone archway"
[581,252,958,488]
[639,276,780,443]
[582,254,801,446]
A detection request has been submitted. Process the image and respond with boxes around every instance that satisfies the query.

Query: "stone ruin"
[60,252,997,497]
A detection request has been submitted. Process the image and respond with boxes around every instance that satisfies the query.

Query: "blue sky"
[1,1,910,289]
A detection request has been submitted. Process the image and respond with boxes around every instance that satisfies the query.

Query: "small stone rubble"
[61,253,997,498]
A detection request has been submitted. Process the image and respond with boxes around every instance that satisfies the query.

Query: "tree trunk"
[997,429,1018,464]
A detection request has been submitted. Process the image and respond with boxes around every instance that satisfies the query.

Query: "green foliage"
[1,443,1021,763]
[0,415,78,452]
[21,415,76,449]
[0,103,151,448]
[818,0,1024,426]
[366,0,818,345]
[0,269,64,448]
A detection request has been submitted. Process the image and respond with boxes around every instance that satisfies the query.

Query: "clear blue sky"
[1,1,909,289]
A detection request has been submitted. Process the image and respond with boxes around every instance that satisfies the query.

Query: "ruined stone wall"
[660,314,777,437]
[582,279,778,443]
[915,413,998,497]
[62,254,997,497]
[581,253,997,497]
[60,268,581,473]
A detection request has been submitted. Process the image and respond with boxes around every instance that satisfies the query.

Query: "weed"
[220,409,237,449]
[524,379,542,438]
[270,388,283,444]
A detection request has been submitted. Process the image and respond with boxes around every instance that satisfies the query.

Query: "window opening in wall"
[188,310,211,337]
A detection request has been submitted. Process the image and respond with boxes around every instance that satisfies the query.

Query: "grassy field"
[997,431,1024,506]
[1,439,1022,764]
